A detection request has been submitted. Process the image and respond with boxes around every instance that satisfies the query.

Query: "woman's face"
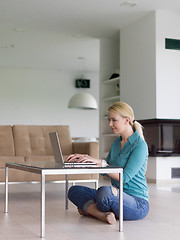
[108,110,128,135]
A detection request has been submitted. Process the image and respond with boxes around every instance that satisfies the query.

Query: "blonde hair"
[108,102,144,140]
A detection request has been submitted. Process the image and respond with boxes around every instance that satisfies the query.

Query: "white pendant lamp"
[68,93,98,110]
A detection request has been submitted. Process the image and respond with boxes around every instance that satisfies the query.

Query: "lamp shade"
[68,93,98,110]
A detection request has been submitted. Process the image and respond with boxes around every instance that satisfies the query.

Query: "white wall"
[120,12,156,120]
[146,156,180,183]
[0,67,99,138]
[120,10,180,120]
[156,10,180,119]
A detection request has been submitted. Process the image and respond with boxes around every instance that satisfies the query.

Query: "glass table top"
[6,161,121,170]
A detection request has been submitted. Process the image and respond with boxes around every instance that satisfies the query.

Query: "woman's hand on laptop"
[66,154,101,165]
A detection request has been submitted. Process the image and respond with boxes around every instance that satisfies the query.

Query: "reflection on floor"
[156,183,180,193]
[0,177,180,240]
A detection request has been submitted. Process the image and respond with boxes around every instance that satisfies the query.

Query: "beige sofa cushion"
[25,156,55,163]
[0,156,24,168]
[13,125,73,156]
[0,169,32,182]
[0,125,15,156]
[72,142,99,158]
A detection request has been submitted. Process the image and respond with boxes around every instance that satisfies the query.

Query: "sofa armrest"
[72,142,99,158]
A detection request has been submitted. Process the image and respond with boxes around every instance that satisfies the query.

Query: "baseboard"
[147,178,180,184]
[147,179,157,183]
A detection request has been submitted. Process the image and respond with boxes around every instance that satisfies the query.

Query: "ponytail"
[132,121,144,140]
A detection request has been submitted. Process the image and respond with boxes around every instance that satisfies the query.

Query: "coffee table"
[4,162,123,238]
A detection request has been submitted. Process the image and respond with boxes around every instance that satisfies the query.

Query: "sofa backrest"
[0,125,15,156]
[13,125,73,156]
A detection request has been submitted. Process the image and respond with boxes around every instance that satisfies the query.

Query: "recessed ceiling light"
[120,1,139,8]
[72,34,84,38]
[0,44,15,49]
[78,57,85,60]
[13,27,25,32]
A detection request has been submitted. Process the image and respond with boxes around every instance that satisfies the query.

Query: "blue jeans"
[68,185,149,220]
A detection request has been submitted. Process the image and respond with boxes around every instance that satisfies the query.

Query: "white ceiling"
[0,0,180,72]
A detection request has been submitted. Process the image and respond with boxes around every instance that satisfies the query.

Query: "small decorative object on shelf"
[109,67,120,80]
[116,82,120,95]
[109,73,120,79]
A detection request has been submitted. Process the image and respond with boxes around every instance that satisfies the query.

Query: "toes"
[106,212,116,225]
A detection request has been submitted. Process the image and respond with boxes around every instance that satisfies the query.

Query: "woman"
[67,102,149,224]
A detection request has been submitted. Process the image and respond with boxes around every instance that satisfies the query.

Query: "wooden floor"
[0,177,180,240]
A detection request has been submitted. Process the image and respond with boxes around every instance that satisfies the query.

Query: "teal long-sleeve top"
[106,130,149,201]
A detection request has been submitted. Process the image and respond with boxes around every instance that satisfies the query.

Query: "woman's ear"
[126,117,131,124]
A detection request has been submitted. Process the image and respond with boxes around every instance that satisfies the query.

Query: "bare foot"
[97,211,116,224]
[85,203,116,224]
[78,208,87,216]
[106,212,116,225]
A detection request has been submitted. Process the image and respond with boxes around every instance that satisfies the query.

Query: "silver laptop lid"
[49,132,96,167]
[49,132,64,165]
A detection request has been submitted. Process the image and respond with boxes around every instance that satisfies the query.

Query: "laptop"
[49,132,96,166]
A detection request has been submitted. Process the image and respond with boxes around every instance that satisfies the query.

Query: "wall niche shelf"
[103,95,120,102]
[103,77,120,84]
[99,39,120,159]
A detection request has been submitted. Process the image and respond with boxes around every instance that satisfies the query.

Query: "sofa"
[0,125,99,184]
